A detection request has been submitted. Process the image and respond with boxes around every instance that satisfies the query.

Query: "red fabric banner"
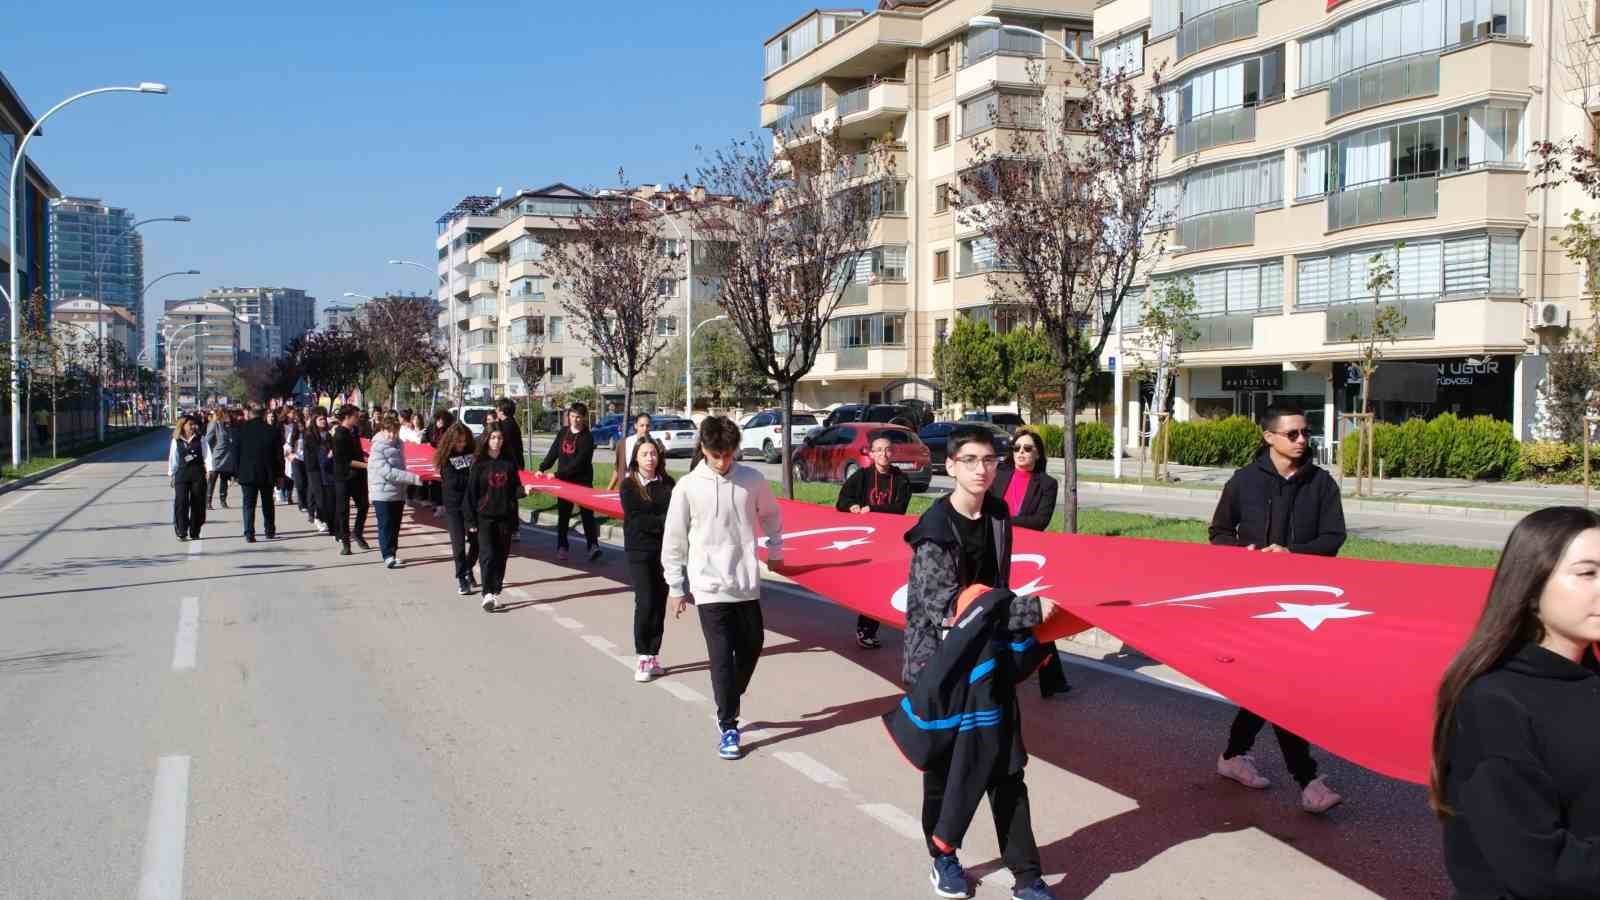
[382,439,1490,784]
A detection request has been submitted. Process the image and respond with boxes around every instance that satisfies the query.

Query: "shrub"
[1518,441,1597,485]
[1341,413,1520,480]
[1446,416,1522,481]
[1157,416,1261,468]
[1034,423,1063,457]
[1073,422,1113,460]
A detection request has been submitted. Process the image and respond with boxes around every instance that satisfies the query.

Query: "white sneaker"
[481,593,497,612]
[391,556,404,568]
[384,557,399,569]
[634,656,653,683]
[648,656,665,677]
[315,522,329,535]
[1217,754,1272,789]
[1300,777,1343,814]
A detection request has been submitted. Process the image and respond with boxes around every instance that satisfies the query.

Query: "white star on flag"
[818,538,871,552]
[1253,602,1373,631]
[1013,577,1051,598]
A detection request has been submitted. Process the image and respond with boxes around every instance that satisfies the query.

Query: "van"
[453,405,497,436]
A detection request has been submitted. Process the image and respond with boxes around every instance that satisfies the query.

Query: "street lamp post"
[389,258,451,409]
[162,321,215,413]
[86,215,190,441]
[688,314,728,407]
[7,81,167,467]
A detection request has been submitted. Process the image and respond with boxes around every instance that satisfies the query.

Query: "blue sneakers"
[1011,878,1056,900]
[718,728,741,760]
[929,854,969,898]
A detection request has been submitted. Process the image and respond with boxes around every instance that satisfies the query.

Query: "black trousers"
[318,481,335,529]
[856,615,880,638]
[1037,644,1071,696]
[921,767,1041,885]
[173,477,205,538]
[478,515,516,594]
[206,470,231,503]
[444,506,480,582]
[697,601,765,731]
[291,461,308,512]
[335,476,368,542]
[1224,708,1318,787]
[627,557,669,655]
[239,481,275,538]
[555,498,598,550]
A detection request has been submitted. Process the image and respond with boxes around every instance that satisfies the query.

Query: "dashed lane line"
[136,754,190,900]
[186,541,203,556]
[855,803,924,843]
[172,597,199,672]
[552,616,584,630]
[655,681,709,704]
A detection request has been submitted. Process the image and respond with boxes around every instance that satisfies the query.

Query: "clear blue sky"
[3,0,797,353]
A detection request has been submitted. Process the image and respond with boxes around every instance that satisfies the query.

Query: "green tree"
[934,316,1005,411]
[1000,324,1058,421]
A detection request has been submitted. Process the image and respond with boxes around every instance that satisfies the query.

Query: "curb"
[0,429,164,497]
[1075,479,1532,522]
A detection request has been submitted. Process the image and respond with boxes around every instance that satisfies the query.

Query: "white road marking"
[580,634,618,653]
[171,598,199,672]
[137,755,190,900]
[774,751,847,788]
[0,489,36,513]
[186,541,203,556]
[856,803,924,842]
[504,588,529,601]
[552,616,584,630]
[656,681,708,704]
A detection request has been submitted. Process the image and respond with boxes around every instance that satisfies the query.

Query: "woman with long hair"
[303,408,330,533]
[1431,506,1600,898]
[284,408,305,514]
[535,401,599,562]
[204,407,235,510]
[167,416,209,541]
[989,427,1070,697]
[432,421,481,596]
[607,412,654,491]
[620,435,674,682]
[467,426,526,612]
[368,413,423,569]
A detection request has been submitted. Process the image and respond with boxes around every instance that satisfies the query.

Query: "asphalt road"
[0,429,1450,898]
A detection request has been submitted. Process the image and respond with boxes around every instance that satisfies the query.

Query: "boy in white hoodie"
[661,416,784,760]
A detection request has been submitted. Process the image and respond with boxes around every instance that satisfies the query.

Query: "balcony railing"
[1188,313,1255,350]
[1176,0,1258,60]
[1327,51,1439,120]
[1175,208,1256,253]
[836,80,904,117]
[1323,295,1438,342]
[1175,105,1255,156]
[1326,174,1439,232]
[837,346,869,370]
[962,28,1043,67]
[840,281,869,307]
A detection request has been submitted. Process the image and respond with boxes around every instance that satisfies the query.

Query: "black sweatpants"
[335,476,368,543]
[444,506,480,582]
[555,498,598,551]
[628,557,668,655]
[477,515,516,594]
[291,461,308,512]
[318,481,335,530]
[206,470,231,504]
[697,600,765,731]
[173,477,206,538]
[856,615,880,638]
[921,767,1041,884]
[239,482,276,538]
[1224,708,1318,787]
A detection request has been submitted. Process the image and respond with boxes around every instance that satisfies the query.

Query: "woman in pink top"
[988,427,1070,697]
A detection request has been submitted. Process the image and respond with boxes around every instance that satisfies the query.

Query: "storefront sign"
[1436,357,1501,387]
[1221,365,1284,392]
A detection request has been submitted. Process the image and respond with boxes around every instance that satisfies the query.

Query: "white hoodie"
[661,461,783,605]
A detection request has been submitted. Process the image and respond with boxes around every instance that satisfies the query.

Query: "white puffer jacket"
[367,431,422,501]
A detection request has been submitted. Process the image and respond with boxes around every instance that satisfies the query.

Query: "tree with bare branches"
[689,129,888,497]
[955,61,1171,531]
[300,328,368,406]
[350,294,445,410]
[540,177,680,424]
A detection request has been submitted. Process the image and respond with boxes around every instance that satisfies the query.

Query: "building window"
[656,278,678,297]
[935,46,951,76]
[935,318,949,343]
[961,91,1043,138]
[1295,231,1521,306]
[548,356,564,377]
[511,277,545,299]
[934,250,950,281]
[827,312,906,349]
[1295,103,1524,199]
[1298,0,1528,92]
[1156,261,1285,317]
[958,236,1008,275]
[657,238,681,257]
[595,359,616,386]
[934,114,951,147]
[934,183,951,214]
[549,316,564,342]
[1062,28,1097,61]
[1156,153,1284,222]
[656,316,678,336]
[1099,30,1145,81]
[509,236,545,261]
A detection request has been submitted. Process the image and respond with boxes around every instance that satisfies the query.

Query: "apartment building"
[157,298,259,406]
[760,0,1101,410]
[47,197,146,348]
[52,298,139,360]
[1093,0,1596,448]
[1,73,61,315]
[201,286,316,358]
[431,184,725,408]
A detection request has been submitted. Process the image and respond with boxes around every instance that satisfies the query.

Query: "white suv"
[739,410,819,463]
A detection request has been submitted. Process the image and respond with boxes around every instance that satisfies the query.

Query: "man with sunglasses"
[1208,404,1347,815]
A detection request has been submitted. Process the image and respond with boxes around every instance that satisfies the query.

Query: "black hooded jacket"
[438,448,477,512]
[1208,450,1346,557]
[539,427,594,486]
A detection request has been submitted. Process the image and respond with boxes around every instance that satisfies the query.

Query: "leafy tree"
[350,294,445,410]
[300,328,368,405]
[1342,243,1408,495]
[935,316,1005,411]
[1000,324,1058,421]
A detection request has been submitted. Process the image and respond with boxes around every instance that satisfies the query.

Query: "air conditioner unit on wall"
[1529,302,1570,330]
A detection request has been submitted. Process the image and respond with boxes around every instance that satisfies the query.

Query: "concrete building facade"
[1,73,61,317]
[200,286,316,358]
[52,298,139,362]
[158,299,249,407]
[47,196,145,346]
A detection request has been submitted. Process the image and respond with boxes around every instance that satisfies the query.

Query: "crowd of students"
[165,399,1598,900]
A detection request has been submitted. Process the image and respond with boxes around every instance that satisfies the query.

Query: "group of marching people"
[168,397,1598,900]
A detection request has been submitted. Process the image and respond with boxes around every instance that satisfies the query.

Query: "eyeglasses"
[1013,444,1037,454]
[869,446,893,454]
[1270,429,1309,442]
[951,455,1000,470]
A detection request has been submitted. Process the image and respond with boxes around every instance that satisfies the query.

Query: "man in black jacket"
[495,397,526,471]
[332,404,371,555]
[903,424,1053,900]
[231,403,278,542]
[836,433,910,649]
[1207,404,1346,815]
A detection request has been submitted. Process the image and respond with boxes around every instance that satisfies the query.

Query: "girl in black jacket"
[988,428,1068,698]
[302,409,330,535]
[467,426,526,612]
[432,422,480,597]
[168,417,207,541]
[535,401,599,562]
[620,436,675,683]
[1431,506,1600,900]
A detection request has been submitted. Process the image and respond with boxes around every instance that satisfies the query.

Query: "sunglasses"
[1270,429,1309,442]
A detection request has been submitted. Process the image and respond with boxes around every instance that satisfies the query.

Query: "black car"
[918,421,1012,465]
[960,410,1026,434]
[824,403,918,429]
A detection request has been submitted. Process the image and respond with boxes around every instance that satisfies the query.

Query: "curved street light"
[8,81,167,465]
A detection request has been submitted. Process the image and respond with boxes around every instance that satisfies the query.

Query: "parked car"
[648,415,699,457]
[792,423,932,492]
[961,410,1026,434]
[919,421,1011,465]
[739,409,820,463]
[453,405,497,437]
[590,414,626,449]
[822,403,918,429]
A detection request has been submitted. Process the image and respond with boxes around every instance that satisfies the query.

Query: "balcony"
[1322,296,1439,343]
[833,80,908,139]
[1174,208,1256,254]
[838,278,908,310]
[814,345,908,376]
[1326,175,1438,233]
[1176,0,1257,60]
[1175,105,1255,156]
[843,147,908,181]
[468,277,498,298]
[1189,313,1255,351]
[763,11,920,99]
[1327,51,1439,121]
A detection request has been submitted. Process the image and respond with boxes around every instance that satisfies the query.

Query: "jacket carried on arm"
[1208,451,1346,557]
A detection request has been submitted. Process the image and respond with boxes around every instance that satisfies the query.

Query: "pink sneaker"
[634,656,653,683]
[648,656,665,677]
[556,546,569,562]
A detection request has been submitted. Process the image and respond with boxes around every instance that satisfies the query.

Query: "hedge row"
[1340,414,1522,481]
[1519,440,1600,486]
[1152,416,1262,469]
[1031,422,1114,460]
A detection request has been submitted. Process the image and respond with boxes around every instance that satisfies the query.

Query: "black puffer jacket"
[438,449,476,512]
[1208,451,1346,557]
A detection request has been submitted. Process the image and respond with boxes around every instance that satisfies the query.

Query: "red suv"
[792,423,932,492]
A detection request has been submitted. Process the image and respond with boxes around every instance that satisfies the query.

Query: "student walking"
[661,416,784,761]
[284,409,306,512]
[204,408,235,509]
[466,427,526,612]
[620,436,674,683]
[303,408,330,533]
[433,422,480,595]
[368,413,424,569]
[1208,405,1346,814]
[903,424,1053,900]
[990,427,1070,698]
[495,397,526,471]
[535,402,599,562]
[835,431,911,650]
[607,412,654,491]
[232,403,279,542]
[168,416,208,541]
[1430,506,1600,899]
[332,404,371,555]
